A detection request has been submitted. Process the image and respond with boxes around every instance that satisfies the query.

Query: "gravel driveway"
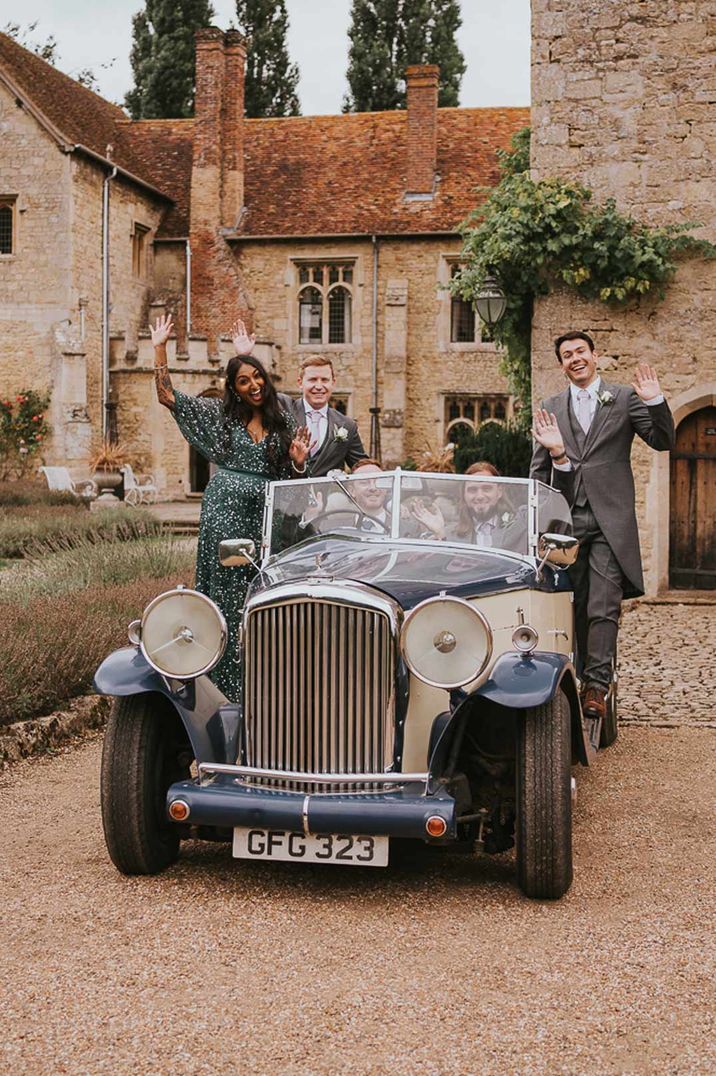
[1,725,714,1074]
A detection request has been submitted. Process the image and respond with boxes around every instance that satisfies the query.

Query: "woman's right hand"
[150,314,174,348]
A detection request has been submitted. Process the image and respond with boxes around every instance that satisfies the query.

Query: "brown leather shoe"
[583,685,607,721]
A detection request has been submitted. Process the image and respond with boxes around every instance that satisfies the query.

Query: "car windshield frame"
[262,470,570,565]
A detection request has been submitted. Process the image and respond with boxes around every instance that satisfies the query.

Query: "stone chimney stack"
[221,29,247,229]
[191,28,225,230]
[189,28,251,345]
[190,27,246,230]
[405,64,439,197]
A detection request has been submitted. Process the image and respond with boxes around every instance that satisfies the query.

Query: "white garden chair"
[38,465,97,500]
[121,463,158,506]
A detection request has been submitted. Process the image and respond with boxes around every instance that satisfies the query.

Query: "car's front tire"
[101,694,192,875]
[516,692,573,900]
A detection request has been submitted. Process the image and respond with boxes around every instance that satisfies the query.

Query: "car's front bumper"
[167,775,457,840]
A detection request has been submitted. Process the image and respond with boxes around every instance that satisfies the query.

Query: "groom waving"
[530,331,674,723]
[289,355,367,477]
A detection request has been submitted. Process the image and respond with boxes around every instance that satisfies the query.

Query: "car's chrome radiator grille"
[243,599,395,790]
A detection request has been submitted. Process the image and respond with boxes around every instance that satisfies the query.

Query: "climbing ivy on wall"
[451,128,716,421]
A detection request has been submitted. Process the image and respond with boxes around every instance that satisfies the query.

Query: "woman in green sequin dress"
[151,316,310,700]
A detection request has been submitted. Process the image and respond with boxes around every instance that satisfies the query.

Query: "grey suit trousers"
[569,504,622,688]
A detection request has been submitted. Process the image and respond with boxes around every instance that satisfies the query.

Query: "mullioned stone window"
[445,393,512,441]
[296,261,354,345]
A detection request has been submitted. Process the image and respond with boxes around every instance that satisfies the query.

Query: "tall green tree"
[125,0,215,120]
[343,0,465,112]
[235,0,300,117]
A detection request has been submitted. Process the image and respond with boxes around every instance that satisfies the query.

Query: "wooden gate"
[669,405,716,589]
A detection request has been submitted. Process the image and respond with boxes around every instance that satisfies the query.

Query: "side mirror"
[537,533,580,574]
[219,538,257,568]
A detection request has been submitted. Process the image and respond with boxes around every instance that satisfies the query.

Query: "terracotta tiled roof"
[238,107,530,237]
[0,31,166,197]
[127,106,528,240]
[117,119,194,237]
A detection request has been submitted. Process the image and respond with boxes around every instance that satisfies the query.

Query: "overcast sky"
[0,0,530,114]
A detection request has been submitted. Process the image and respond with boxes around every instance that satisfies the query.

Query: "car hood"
[253,535,539,610]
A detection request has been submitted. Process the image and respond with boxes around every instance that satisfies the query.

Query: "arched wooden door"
[669,406,716,589]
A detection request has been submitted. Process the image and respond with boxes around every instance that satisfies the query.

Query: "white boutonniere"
[500,511,514,527]
[596,389,614,406]
[334,426,349,442]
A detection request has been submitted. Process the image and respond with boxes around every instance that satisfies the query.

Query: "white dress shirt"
[306,403,328,456]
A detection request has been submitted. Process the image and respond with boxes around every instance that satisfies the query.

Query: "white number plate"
[232,827,389,867]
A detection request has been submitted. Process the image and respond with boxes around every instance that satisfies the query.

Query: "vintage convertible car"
[95,470,616,899]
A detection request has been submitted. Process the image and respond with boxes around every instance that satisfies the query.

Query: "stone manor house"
[0,27,525,499]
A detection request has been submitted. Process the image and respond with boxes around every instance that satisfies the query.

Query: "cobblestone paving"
[618,600,716,727]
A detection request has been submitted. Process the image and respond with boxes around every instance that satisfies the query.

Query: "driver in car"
[302,458,390,534]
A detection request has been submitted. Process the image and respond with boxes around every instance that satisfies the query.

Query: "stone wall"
[0,78,168,476]
[0,82,72,462]
[531,0,716,593]
[237,236,511,468]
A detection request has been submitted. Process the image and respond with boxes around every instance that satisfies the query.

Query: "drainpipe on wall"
[369,234,382,462]
[185,239,192,338]
[101,165,117,442]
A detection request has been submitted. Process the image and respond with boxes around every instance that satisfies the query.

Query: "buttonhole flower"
[597,390,614,406]
[334,427,349,442]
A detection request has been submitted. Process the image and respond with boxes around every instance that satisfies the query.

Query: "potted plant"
[90,440,129,505]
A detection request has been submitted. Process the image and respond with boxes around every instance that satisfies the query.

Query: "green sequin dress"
[172,390,293,701]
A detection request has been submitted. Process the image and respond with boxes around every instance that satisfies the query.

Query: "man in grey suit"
[285,355,367,477]
[530,330,675,721]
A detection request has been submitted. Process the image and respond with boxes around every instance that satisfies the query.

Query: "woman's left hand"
[289,426,311,469]
[231,318,256,356]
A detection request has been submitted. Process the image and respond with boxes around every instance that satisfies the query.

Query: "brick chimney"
[405,65,439,197]
[222,29,246,229]
[190,27,246,230]
[189,28,251,345]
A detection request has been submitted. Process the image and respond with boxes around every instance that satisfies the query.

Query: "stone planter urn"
[92,469,123,509]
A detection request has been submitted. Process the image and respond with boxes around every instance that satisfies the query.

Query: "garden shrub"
[0,390,51,480]
[0,573,194,725]
[453,420,532,478]
[0,479,83,508]
[1,534,195,603]
[0,506,163,559]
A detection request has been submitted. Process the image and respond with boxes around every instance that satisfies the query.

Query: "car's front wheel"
[101,694,192,875]
[516,692,573,900]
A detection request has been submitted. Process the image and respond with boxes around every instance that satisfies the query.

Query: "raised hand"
[532,409,566,457]
[150,314,174,348]
[410,498,446,540]
[632,363,661,401]
[289,425,311,469]
[231,318,256,357]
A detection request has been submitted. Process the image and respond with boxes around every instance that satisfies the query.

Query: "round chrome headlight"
[400,596,493,689]
[139,587,227,679]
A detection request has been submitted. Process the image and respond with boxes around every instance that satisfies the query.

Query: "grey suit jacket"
[530,381,675,597]
[281,395,367,477]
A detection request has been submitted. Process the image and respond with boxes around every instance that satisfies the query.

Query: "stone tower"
[531,0,716,594]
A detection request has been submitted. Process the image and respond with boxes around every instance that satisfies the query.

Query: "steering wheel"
[305,508,385,534]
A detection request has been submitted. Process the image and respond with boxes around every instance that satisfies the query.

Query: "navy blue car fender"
[93,646,240,765]
[474,651,587,765]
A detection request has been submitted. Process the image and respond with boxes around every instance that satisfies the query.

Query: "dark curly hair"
[223,355,292,477]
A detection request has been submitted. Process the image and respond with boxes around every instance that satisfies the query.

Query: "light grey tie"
[308,410,322,456]
[576,389,592,434]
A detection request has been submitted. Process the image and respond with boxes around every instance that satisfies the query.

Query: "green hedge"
[453,421,532,478]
